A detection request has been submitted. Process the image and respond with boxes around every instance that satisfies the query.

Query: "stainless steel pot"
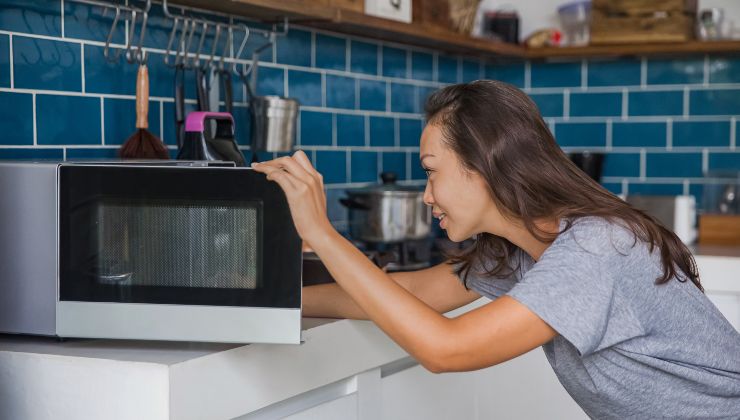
[341,172,431,243]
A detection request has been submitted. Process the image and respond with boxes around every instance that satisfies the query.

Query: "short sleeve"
[506,230,644,356]
[457,249,522,300]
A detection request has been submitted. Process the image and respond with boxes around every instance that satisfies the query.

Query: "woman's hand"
[251,150,332,249]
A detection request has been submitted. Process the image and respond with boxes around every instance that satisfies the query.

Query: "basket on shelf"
[448,0,481,34]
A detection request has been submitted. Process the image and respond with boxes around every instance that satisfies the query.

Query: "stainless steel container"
[250,95,299,153]
[341,172,431,243]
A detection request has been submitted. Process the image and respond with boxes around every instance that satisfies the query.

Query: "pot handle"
[380,171,397,184]
[340,197,370,210]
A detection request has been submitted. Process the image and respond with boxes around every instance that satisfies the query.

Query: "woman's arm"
[302,261,482,319]
[252,152,557,373]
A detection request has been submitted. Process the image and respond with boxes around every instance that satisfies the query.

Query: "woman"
[252,80,740,418]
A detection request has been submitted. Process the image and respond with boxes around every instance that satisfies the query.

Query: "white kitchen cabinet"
[380,363,477,420]
[283,394,359,420]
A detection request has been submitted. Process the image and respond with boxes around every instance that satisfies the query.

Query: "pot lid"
[347,172,424,196]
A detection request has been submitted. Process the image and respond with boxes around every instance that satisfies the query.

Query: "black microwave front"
[0,162,302,343]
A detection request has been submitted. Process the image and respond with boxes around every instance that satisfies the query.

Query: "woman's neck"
[502,218,560,262]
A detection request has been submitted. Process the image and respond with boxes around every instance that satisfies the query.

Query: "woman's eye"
[423,168,432,176]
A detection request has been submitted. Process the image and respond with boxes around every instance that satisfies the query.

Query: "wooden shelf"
[174,0,740,61]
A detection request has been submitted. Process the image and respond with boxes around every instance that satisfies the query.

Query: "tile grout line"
[731,117,736,150]
[345,38,350,73]
[385,81,391,112]
[61,0,65,38]
[354,78,359,109]
[332,113,337,147]
[703,55,709,86]
[283,68,289,97]
[394,117,400,148]
[80,43,85,93]
[345,149,351,183]
[581,60,587,89]
[640,57,647,88]
[639,148,646,180]
[524,61,531,90]
[377,44,382,76]
[406,151,411,180]
[702,148,708,174]
[666,118,672,150]
[606,119,612,150]
[159,99,164,144]
[100,97,105,145]
[563,89,570,120]
[621,88,628,120]
[9,33,13,89]
[682,87,689,119]
[621,179,628,196]
[321,72,326,108]
[683,179,690,195]
[32,93,37,145]
[364,115,370,147]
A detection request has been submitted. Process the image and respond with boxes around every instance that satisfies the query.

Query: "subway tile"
[708,57,740,84]
[254,66,285,97]
[288,70,321,107]
[299,110,332,146]
[351,151,378,183]
[161,101,197,147]
[390,82,416,113]
[103,98,161,146]
[65,148,119,159]
[0,34,9,87]
[326,75,356,109]
[382,152,407,180]
[336,114,365,147]
[602,153,640,178]
[646,152,702,178]
[410,151,426,180]
[276,29,311,67]
[418,86,437,115]
[461,59,480,82]
[587,59,641,87]
[628,91,683,116]
[673,121,730,147]
[139,4,172,51]
[358,79,386,111]
[688,184,703,210]
[647,58,703,85]
[529,93,563,118]
[36,95,101,145]
[708,152,740,171]
[554,123,606,148]
[145,52,192,99]
[570,92,621,117]
[230,105,251,147]
[13,36,81,92]
[627,183,684,196]
[612,122,666,148]
[0,148,63,160]
[63,2,125,44]
[325,188,347,224]
[382,46,407,78]
[350,40,378,75]
[399,118,422,147]
[601,183,623,195]
[0,92,33,145]
[315,34,346,71]
[690,89,740,115]
[369,116,394,147]
[437,55,458,84]
[530,62,581,88]
[84,45,137,95]
[484,62,525,88]
[0,0,61,36]
[316,150,347,184]
[411,51,433,81]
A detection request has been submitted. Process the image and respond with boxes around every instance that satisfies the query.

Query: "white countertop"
[0,251,737,420]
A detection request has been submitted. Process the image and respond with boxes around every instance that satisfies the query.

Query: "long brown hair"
[425,80,702,292]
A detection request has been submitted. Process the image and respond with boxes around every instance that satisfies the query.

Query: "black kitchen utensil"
[174,63,186,150]
[177,111,246,166]
[569,151,604,182]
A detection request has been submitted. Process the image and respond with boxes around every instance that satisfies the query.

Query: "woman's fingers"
[253,161,299,190]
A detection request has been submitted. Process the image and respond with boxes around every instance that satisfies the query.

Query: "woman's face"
[419,124,508,242]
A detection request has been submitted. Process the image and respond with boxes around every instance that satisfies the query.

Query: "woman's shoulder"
[555,216,641,258]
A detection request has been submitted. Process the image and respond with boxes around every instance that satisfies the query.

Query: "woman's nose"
[423,182,434,206]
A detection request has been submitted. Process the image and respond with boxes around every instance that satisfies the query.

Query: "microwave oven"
[0,161,302,343]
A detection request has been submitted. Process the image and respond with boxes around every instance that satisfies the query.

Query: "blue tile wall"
[2,1,739,228]
[0,34,9,87]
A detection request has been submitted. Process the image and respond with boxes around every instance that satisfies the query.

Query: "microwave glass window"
[95,199,261,290]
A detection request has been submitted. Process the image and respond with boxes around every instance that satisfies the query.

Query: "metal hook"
[103,5,122,63]
[135,10,149,64]
[231,23,250,75]
[191,21,209,70]
[164,15,180,67]
[125,9,138,64]
[217,23,234,71]
[206,23,223,69]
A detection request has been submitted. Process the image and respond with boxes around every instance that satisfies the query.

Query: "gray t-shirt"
[462,217,740,419]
